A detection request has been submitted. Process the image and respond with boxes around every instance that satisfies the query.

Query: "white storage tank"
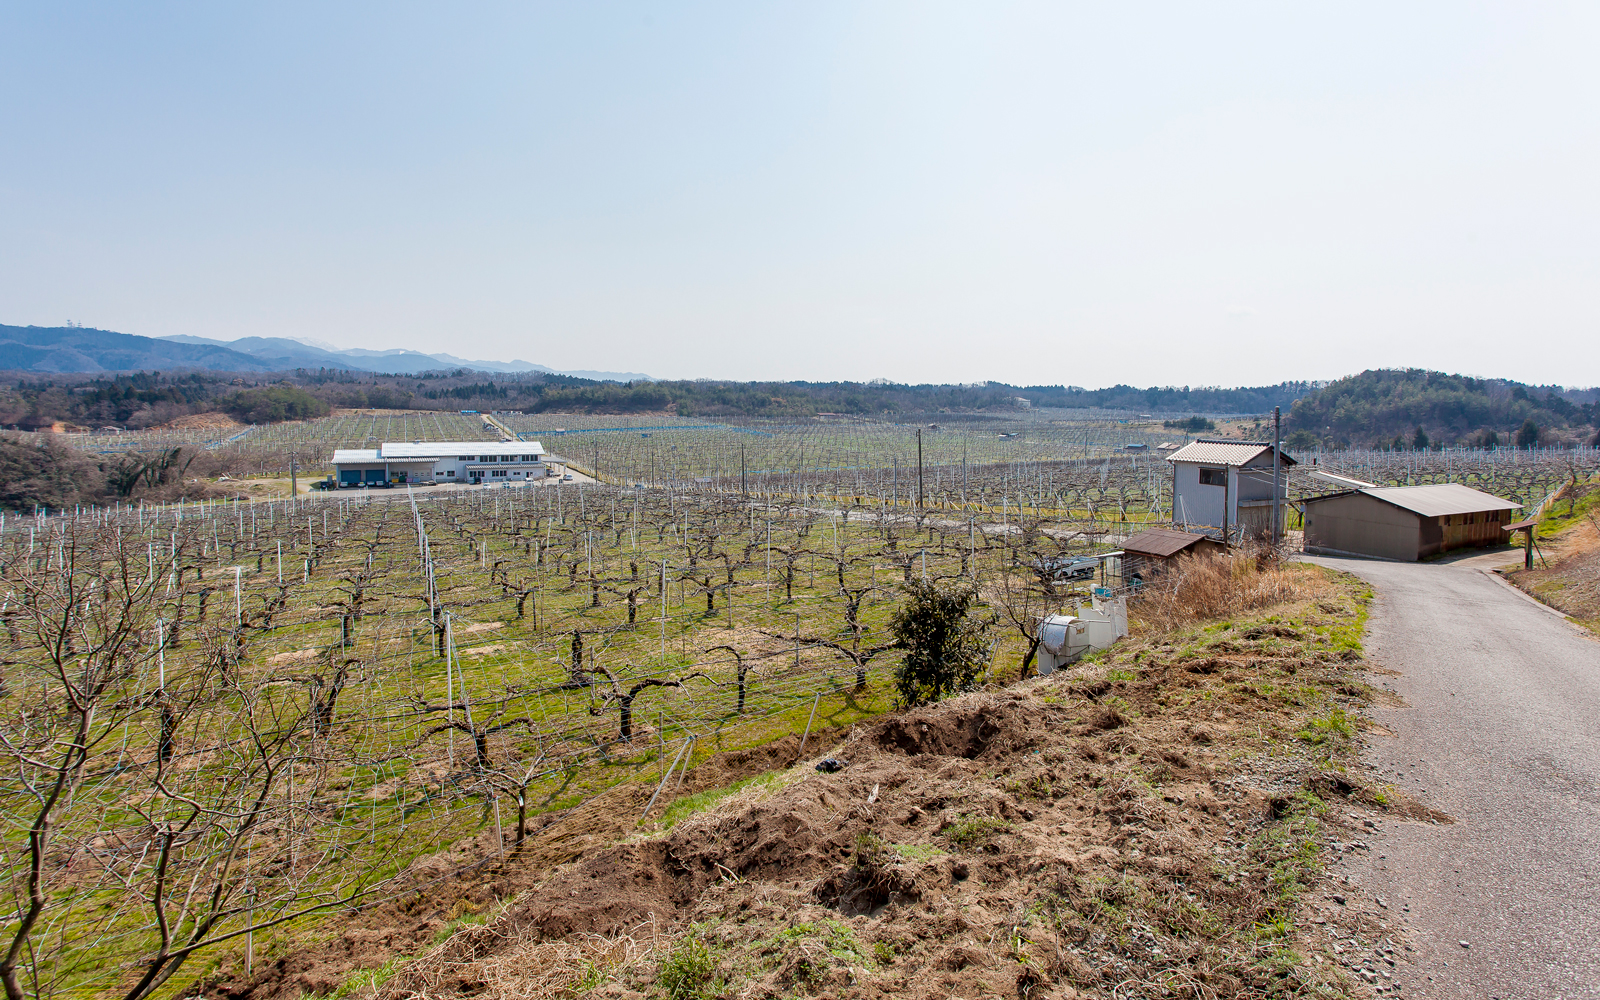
[1035,596,1128,675]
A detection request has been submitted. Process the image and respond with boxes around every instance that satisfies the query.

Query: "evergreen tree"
[888,581,993,708]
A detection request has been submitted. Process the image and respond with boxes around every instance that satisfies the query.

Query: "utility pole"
[741,442,746,495]
[289,453,298,496]
[1222,470,1230,549]
[1271,406,1282,548]
[916,428,924,508]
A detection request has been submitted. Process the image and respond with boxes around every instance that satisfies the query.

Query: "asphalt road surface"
[1304,553,1600,999]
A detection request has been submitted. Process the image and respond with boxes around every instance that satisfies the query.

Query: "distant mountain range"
[0,324,653,381]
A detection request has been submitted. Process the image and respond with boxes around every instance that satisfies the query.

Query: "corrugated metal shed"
[331,449,380,463]
[1123,528,1213,558]
[1356,484,1520,517]
[1165,440,1297,467]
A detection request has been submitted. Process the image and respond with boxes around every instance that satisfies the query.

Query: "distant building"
[1010,397,1032,409]
[1165,439,1295,538]
[1302,484,1520,561]
[331,440,546,487]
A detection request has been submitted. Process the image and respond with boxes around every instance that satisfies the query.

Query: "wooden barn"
[1302,484,1521,562]
[1121,528,1225,584]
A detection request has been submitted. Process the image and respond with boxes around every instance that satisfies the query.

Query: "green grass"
[658,768,797,829]
[657,932,724,1000]
[311,956,406,999]
[942,813,1012,848]
[1536,475,1600,539]
[1295,707,1355,746]
[765,919,874,972]
[890,842,946,862]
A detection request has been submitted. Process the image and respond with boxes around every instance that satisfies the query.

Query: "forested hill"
[0,370,1321,429]
[8,365,1594,438]
[1284,369,1599,449]
[416,378,1321,418]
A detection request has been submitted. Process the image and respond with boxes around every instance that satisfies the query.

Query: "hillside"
[0,324,652,379]
[213,564,1401,1000]
[1285,369,1599,449]
[0,324,274,373]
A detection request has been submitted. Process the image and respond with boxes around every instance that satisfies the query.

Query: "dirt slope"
[317,574,1407,1000]
[204,728,857,999]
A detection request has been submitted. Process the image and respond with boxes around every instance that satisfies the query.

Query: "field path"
[1304,553,1600,999]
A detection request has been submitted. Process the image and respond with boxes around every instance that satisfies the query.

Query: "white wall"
[1172,462,1224,527]
[1171,460,1287,529]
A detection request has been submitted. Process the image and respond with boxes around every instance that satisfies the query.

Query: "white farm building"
[1165,439,1295,539]
[330,441,547,487]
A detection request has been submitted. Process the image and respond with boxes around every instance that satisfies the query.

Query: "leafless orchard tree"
[0,524,400,1000]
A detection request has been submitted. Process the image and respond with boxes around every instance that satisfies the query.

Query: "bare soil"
[200,727,857,1000]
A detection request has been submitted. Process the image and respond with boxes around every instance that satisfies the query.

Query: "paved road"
[1304,554,1600,999]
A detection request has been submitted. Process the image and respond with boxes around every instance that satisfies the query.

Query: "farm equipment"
[1031,555,1102,589]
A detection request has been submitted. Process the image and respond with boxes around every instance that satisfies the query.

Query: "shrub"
[1517,418,1541,448]
[888,581,992,707]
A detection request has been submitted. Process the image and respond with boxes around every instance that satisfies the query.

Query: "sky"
[2,2,1598,387]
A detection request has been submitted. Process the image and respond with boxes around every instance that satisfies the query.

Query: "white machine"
[1035,596,1129,675]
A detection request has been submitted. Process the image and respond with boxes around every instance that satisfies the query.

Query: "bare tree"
[0,526,158,1000]
[590,666,709,742]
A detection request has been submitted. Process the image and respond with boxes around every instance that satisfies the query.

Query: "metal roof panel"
[1122,528,1214,558]
[375,441,544,458]
[1164,440,1297,467]
[1356,484,1522,518]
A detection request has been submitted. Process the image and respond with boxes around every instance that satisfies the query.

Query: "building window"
[458,456,473,461]
[445,470,456,477]
[1198,467,1227,486]
[491,469,507,477]
[521,455,536,462]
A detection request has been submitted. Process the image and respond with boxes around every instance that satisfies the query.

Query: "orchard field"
[1,476,1131,999]
[5,407,1599,998]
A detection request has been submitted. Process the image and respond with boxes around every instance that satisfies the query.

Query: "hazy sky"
[3,3,1598,386]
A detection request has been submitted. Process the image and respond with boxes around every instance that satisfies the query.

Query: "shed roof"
[1165,440,1297,467]
[1305,483,1522,518]
[1362,484,1521,516]
[331,449,380,463]
[1122,528,1215,558]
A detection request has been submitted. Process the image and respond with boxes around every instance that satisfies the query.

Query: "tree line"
[1284,369,1599,450]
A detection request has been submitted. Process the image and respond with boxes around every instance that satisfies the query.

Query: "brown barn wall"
[1303,493,1423,561]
